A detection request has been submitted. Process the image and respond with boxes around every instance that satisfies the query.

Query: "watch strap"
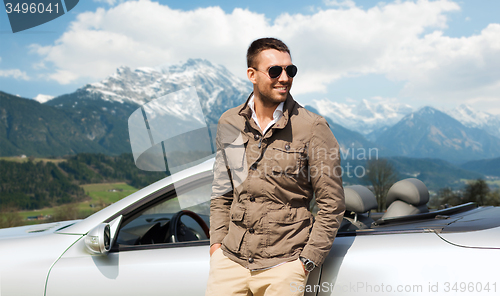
[299,256,315,272]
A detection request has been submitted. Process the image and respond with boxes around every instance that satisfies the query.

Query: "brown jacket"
[210,93,345,269]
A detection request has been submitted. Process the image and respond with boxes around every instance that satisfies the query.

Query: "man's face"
[248,49,293,105]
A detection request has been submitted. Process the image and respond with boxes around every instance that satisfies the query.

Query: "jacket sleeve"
[301,116,345,266]
[209,123,234,247]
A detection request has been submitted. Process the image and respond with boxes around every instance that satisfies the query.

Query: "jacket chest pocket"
[222,133,249,188]
[267,142,307,176]
[223,133,249,172]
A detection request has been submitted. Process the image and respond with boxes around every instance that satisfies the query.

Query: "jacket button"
[249,228,255,233]
[254,134,260,140]
[285,144,290,151]
[250,196,255,202]
[248,258,254,263]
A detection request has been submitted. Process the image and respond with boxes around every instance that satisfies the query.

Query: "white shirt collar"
[248,95,284,135]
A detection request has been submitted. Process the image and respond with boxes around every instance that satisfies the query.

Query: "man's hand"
[210,243,222,256]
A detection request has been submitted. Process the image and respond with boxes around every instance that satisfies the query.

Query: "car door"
[46,242,210,295]
[46,180,213,296]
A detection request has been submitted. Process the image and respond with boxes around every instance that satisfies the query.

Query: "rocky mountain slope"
[375,107,500,163]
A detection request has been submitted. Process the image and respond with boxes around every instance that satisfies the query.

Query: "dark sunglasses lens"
[268,66,283,78]
[286,65,297,78]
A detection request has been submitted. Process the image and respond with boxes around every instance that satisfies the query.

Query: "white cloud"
[391,24,500,108]
[31,3,268,85]
[30,0,500,113]
[0,69,30,80]
[0,56,29,80]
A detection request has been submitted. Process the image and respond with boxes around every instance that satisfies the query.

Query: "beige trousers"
[205,248,309,296]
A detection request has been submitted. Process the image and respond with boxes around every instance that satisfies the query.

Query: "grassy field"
[82,182,138,204]
[15,182,139,224]
[0,156,66,164]
[460,179,500,189]
[485,180,500,188]
[2,157,138,223]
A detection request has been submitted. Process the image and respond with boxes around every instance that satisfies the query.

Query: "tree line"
[365,159,500,211]
[0,153,168,212]
[431,179,500,207]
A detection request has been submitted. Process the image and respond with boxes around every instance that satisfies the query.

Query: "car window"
[116,180,211,246]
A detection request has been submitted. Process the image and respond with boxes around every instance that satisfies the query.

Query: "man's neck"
[253,95,280,125]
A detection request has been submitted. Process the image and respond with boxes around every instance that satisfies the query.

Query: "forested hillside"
[0,153,168,211]
[0,160,85,210]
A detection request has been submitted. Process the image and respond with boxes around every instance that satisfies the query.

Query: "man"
[206,37,345,296]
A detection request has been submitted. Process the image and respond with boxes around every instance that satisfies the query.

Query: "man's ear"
[247,68,257,84]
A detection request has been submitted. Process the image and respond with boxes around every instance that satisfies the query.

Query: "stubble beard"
[256,89,288,108]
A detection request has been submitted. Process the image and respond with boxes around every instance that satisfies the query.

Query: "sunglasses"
[252,65,298,79]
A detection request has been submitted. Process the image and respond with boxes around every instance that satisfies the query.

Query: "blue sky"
[1,0,500,113]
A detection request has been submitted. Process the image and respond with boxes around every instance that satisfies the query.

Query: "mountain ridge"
[311,98,414,135]
[460,157,500,177]
[3,59,500,165]
[375,106,500,163]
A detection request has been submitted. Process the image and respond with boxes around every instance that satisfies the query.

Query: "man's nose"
[278,68,290,83]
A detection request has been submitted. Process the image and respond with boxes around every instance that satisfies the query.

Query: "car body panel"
[0,220,78,240]
[436,207,500,248]
[437,225,500,249]
[0,232,82,296]
[318,232,500,296]
[46,241,210,296]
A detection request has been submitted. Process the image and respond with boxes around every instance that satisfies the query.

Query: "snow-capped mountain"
[33,94,54,103]
[46,59,252,125]
[444,104,500,139]
[86,59,250,107]
[375,106,500,163]
[311,98,413,135]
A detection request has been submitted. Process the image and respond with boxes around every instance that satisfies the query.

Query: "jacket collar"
[238,92,296,133]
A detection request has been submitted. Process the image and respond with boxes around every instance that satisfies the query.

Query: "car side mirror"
[85,223,111,254]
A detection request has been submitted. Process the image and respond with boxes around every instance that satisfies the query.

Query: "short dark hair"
[247,37,291,68]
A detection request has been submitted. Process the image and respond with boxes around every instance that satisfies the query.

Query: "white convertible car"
[1,159,499,296]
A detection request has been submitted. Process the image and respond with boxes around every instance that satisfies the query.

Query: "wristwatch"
[299,256,316,272]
